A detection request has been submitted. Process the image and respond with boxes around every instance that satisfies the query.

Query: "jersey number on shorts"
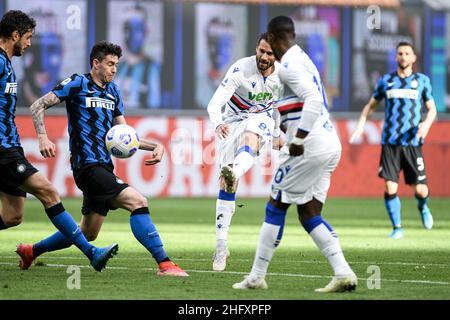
[274,165,292,183]
[259,122,271,136]
[417,157,425,171]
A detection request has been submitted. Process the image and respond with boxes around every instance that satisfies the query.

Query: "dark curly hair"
[89,41,122,68]
[0,10,36,39]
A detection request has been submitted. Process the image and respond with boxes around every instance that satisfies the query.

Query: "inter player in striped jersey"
[233,16,357,292]
[207,33,283,271]
[0,10,118,272]
[350,42,437,239]
[16,41,188,277]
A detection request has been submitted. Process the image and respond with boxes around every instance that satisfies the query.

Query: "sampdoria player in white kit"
[233,16,357,292]
[207,33,283,271]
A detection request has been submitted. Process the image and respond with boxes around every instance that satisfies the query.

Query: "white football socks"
[232,149,255,180]
[309,223,353,276]
[215,198,235,250]
[249,222,280,279]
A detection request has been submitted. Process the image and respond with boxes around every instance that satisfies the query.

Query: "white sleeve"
[207,66,242,129]
[281,66,323,133]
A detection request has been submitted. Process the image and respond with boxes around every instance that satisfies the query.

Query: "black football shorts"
[73,163,129,216]
[379,144,428,185]
[0,147,38,197]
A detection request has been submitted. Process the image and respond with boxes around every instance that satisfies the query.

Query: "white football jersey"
[276,45,340,154]
[207,56,283,128]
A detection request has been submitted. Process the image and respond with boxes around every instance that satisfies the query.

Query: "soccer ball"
[105,124,140,159]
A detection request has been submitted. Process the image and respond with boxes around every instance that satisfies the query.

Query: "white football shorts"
[218,113,274,166]
[270,146,341,205]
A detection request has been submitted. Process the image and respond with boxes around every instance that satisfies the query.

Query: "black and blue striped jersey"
[0,48,20,150]
[52,73,124,170]
[373,72,434,146]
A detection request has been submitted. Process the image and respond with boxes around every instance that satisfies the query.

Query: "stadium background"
[4,0,450,197]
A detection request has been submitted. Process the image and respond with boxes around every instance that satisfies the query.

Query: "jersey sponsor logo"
[386,89,419,100]
[4,82,17,94]
[248,92,273,102]
[85,97,115,110]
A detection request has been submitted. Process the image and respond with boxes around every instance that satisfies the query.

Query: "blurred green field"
[0,197,449,300]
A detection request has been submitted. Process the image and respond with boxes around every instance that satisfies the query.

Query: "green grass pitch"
[1,197,449,300]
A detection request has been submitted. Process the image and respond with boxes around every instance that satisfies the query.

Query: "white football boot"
[315,273,358,293]
[232,275,268,290]
[212,248,230,271]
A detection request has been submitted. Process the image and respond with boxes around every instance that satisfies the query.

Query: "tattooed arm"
[30,92,61,158]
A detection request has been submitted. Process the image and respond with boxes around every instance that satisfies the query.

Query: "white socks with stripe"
[232,146,255,180]
[303,216,353,276]
[216,191,236,250]
[249,203,286,280]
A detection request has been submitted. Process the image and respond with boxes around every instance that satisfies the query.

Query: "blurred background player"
[114,4,161,109]
[16,41,187,277]
[196,16,236,108]
[350,42,437,239]
[207,33,283,271]
[233,16,357,292]
[0,10,118,272]
[17,9,62,107]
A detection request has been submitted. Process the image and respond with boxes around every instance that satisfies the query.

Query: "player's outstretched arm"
[30,92,61,158]
[349,97,379,144]
[140,140,164,166]
[113,115,164,165]
[417,99,437,140]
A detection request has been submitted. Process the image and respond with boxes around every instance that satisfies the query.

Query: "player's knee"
[265,201,287,226]
[414,184,428,197]
[131,195,148,211]
[36,182,60,207]
[3,211,23,227]
[384,181,398,194]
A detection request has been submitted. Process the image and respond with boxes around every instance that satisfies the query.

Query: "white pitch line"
[1,261,449,286]
[1,255,449,267]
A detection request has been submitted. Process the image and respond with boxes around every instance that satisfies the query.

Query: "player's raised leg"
[18,172,118,271]
[229,132,261,182]
[111,186,188,277]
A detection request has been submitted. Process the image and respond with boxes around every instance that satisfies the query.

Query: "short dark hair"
[257,32,269,46]
[267,16,295,41]
[89,41,122,68]
[396,41,415,53]
[0,10,36,39]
